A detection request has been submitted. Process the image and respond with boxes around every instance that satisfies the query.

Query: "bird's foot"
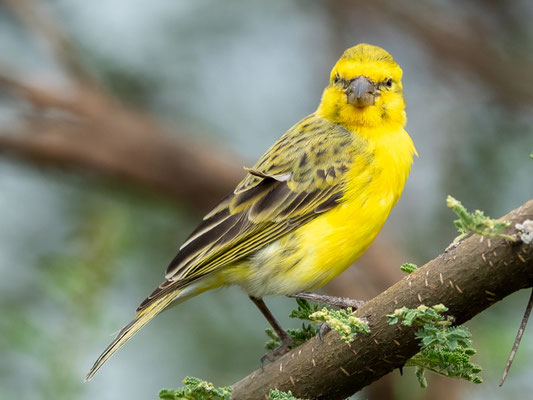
[318,322,330,341]
[289,292,365,310]
[260,335,293,369]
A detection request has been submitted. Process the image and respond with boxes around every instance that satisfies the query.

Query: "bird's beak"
[346,76,376,107]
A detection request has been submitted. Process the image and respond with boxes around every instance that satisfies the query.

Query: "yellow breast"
[219,126,415,298]
[290,126,416,290]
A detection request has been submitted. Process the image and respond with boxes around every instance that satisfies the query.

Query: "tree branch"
[0,74,243,211]
[2,0,98,84]
[231,199,533,399]
[0,0,244,212]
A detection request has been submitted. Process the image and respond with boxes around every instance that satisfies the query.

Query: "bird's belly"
[291,193,396,290]
[221,190,397,298]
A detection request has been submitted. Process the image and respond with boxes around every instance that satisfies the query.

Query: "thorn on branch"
[499,288,533,386]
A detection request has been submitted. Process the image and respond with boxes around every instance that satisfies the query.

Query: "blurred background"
[0,0,532,399]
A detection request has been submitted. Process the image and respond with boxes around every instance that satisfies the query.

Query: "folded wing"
[137,114,359,312]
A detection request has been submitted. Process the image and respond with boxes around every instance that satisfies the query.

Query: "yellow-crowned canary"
[86,43,416,380]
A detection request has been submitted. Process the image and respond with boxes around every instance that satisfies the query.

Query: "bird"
[86,43,416,380]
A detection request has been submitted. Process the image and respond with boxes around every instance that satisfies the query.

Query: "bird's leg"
[249,296,293,368]
[318,322,331,341]
[288,292,366,310]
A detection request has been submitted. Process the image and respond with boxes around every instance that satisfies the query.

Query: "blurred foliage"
[0,183,134,398]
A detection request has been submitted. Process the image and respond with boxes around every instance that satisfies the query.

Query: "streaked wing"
[137,114,359,312]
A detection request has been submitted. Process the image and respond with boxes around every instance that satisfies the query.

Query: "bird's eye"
[334,73,340,84]
[385,78,392,87]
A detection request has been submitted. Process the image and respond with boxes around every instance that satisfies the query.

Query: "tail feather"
[85,290,178,381]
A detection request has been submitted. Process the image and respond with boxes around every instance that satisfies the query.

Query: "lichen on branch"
[516,220,533,244]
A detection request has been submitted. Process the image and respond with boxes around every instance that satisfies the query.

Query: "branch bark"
[231,199,533,399]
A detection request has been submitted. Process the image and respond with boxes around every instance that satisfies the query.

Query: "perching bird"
[86,43,416,380]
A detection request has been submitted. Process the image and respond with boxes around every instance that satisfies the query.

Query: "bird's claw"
[260,336,293,370]
[318,322,331,341]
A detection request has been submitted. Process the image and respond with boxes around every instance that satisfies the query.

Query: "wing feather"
[139,114,368,313]
[179,208,232,250]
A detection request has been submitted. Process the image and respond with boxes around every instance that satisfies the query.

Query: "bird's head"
[317,44,406,132]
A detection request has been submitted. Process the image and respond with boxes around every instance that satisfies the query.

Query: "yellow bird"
[86,43,416,380]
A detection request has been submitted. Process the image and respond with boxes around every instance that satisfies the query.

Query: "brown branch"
[1,0,96,83]
[0,0,245,212]
[0,74,243,211]
[231,199,533,399]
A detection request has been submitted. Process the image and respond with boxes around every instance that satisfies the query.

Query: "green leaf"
[266,299,368,350]
[265,299,320,350]
[389,304,482,387]
[446,195,515,242]
[289,299,322,320]
[388,304,450,328]
[158,389,177,400]
[415,366,428,388]
[400,263,418,274]
[265,324,318,351]
[159,377,232,400]
[269,389,307,400]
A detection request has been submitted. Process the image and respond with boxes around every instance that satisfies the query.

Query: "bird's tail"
[85,289,179,381]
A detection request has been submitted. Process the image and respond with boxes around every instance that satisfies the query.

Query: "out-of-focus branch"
[0,0,246,212]
[231,200,533,399]
[334,0,533,107]
[383,2,533,107]
[2,0,95,83]
[0,74,243,211]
